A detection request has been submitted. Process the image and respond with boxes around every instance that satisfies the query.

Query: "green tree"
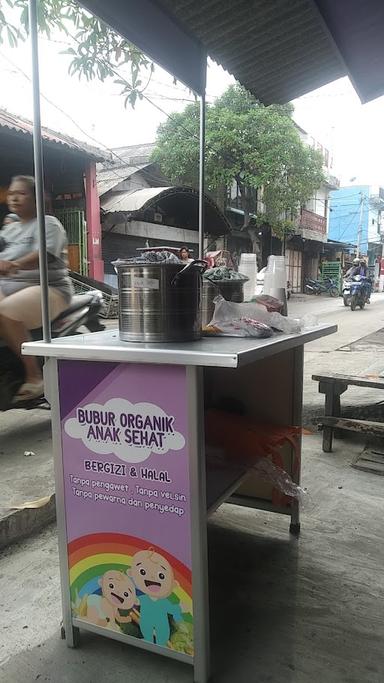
[0,0,151,107]
[152,85,325,244]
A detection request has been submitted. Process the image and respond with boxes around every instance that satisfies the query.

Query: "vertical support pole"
[29,0,51,343]
[44,359,79,648]
[356,191,365,257]
[85,161,104,280]
[187,366,210,683]
[198,90,206,260]
[290,345,303,535]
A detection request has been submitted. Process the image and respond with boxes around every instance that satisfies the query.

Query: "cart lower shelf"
[205,457,293,518]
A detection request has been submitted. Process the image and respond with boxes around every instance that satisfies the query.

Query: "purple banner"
[58,360,193,655]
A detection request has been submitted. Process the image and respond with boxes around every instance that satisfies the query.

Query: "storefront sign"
[58,360,193,655]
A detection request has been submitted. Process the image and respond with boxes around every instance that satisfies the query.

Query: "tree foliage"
[0,0,152,107]
[152,85,325,236]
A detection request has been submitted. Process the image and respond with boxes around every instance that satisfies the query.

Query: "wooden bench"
[312,373,384,452]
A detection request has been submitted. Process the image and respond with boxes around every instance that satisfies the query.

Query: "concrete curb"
[0,493,56,550]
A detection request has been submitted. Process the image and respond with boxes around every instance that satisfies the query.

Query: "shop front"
[0,109,105,279]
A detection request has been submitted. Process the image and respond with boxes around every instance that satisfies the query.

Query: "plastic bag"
[204,266,248,281]
[209,295,301,335]
[204,317,273,338]
[251,457,307,504]
[251,294,283,313]
[205,409,307,503]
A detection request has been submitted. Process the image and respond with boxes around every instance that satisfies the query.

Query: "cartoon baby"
[85,569,138,631]
[130,548,182,647]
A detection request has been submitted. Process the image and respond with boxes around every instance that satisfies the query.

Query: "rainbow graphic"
[68,532,193,648]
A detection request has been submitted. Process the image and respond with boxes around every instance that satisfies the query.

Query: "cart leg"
[188,367,211,683]
[60,621,80,648]
[289,501,300,536]
[290,346,303,537]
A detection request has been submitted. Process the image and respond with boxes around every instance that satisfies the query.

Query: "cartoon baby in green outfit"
[130,548,182,647]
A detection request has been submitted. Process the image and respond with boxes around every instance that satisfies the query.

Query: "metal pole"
[356,191,364,257]
[198,91,206,260]
[29,0,51,343]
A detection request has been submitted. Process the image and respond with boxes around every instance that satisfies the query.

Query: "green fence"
[321,261,342,292]
[56,208,88,276]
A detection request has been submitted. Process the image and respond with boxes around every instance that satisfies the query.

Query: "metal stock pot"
[113,259,207,342]
[202,276,248,326]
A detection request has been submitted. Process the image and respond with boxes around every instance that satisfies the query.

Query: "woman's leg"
[0,286,67,392]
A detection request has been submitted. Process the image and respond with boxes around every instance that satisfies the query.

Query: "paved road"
[2,430,384,683]
[290,293,384,423]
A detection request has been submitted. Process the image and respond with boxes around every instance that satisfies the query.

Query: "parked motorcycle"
[343,275,371,310]
[0,291,105,411]
[304,277,339,297]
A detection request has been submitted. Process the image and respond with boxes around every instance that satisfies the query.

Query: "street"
[1,294,384,682]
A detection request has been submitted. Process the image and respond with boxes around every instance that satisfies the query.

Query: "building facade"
[328,185,384,265]
[0,109,106,280]
[98,144,231,285]
[225,126,339,292]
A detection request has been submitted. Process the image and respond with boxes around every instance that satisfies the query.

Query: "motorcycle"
[343,275,371,310]
[0,290,105,411]
[304,276,339,297]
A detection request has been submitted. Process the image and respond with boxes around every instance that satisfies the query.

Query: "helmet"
[353,258,360,265]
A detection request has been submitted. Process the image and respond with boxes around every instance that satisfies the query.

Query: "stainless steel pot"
[202,277,248,326]
[114,259,207,342]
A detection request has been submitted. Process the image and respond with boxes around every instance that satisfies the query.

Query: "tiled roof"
[0,108,108,160]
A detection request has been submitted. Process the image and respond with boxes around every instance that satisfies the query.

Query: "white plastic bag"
[210,296,302,335]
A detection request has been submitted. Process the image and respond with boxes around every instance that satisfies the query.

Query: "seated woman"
[0,175,73,401]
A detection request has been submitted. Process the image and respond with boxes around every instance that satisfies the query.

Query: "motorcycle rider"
[345,257,361,278]
[345,257,370,303]
[0,176,73,402]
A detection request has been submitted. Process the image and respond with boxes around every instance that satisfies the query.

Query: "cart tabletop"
[23,324,336,368]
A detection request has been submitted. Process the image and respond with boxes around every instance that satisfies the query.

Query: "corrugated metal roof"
[156,0,344,103]
[81,0,384,104]
[111,143,156,165]
[97,164,149,196]
[101,186,173,213]
[100,185,232,235]
[0,108,108,160]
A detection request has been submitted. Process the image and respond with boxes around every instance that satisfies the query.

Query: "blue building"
[328,185,384,263]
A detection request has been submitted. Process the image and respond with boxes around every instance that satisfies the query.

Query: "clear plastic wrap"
[251,457,307,504]
[205,410,308,503]
[207,295,302,335]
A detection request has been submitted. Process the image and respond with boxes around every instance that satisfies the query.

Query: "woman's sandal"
[12,381,45,404]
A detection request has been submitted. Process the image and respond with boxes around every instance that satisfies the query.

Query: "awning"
[81,0,384,103]
[101,186,232,237]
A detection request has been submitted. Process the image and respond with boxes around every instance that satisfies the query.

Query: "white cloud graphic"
[64,397,185,463]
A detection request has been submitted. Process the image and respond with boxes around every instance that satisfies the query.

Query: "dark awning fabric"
[313,0,384,103]
[80,0,207,95]
[81,0,384,103]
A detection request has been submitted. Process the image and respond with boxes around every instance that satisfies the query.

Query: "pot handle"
[171,259,207,285]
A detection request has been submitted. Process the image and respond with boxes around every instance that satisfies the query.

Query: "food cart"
[24,0,365,679]
[23,322,335,682]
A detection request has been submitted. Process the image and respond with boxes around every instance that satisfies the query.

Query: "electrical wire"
[0,39,343,212]
[0,50,171,192]
[335,210,360,242]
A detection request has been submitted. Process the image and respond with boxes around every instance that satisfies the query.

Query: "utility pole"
[356,192,365,256]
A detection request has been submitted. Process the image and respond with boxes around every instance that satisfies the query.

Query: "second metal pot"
[202,277,247,326]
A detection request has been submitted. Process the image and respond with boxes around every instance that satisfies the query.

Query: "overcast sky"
[0,34,384,188]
